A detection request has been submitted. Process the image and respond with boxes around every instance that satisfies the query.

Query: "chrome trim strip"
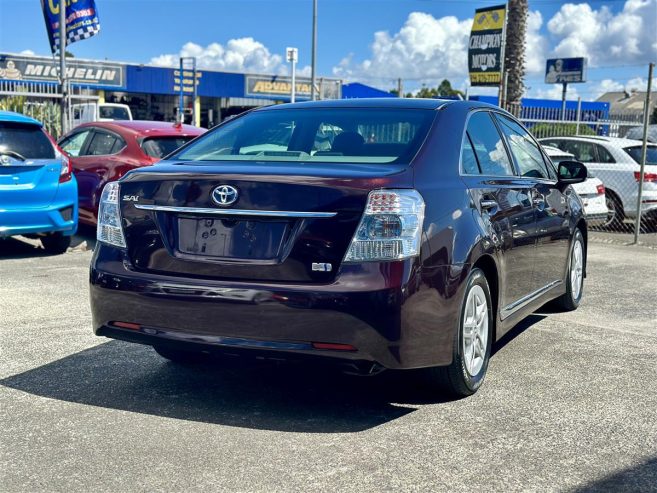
[500,280,562,320]
[134,204,337,218]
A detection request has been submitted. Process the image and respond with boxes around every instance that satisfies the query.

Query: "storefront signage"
[245,75,312,99]
[0,54,124,87]
[173,69,202,93]
[468,4,506,87]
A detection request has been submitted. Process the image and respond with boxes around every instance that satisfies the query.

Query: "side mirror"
[558,160,587,185]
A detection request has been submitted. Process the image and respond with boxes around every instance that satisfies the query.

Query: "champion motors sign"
[468,4,507,87]
[0,54,124,87]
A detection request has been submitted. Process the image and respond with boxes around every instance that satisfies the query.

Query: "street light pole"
[59,0,67,135]
[287,47,298,103]
[310,0,317,100]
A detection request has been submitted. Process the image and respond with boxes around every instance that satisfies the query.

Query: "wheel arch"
[471,253,499,333]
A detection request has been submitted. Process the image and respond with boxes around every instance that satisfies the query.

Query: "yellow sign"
[472,7,505,32]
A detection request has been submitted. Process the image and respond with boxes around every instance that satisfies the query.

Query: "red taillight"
[311,342,357,351]
[596,184,605,195]
[634,171,657,183]
[58,152,72,183]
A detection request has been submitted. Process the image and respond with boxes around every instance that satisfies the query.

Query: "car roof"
[258,97,460,111]
[540,135,646,147]
[74,120,206,137]
[0,110,42,126]
[542,145,574,157]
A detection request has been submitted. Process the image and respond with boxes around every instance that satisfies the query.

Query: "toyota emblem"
[211,185,238,206]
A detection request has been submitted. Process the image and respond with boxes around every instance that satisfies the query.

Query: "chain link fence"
[519,105,656,242]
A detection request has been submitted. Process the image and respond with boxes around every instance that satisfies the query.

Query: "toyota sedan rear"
[90,99,588,396]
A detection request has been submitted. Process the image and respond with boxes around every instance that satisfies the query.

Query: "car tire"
[553,229,585,311]
[41,233,71,254]
[421,268,493,397]
[603,191,626,231]
[152,345,208,364]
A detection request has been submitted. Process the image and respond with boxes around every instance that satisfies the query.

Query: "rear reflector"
[596,184,605,195]
[59,207,73,222]
[312,342,357,351]
[112,321,141,330]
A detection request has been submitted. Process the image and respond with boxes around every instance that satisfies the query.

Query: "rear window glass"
[624,145,657,165]
[99,106,131,120]
[170,108,435,164]
[140,137,196,158]
[0,122,55,159]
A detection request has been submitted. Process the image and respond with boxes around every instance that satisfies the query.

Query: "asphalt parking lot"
[1,232,656,492]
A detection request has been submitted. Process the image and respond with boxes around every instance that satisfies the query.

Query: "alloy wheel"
[571,239,584,300]
[462,284,489,377]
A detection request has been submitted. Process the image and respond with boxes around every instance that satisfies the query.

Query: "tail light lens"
[58,151,72,183]
[97,182,126,248]
[344,189,425,262]
[634,171,657,182]
[596,184,605,195]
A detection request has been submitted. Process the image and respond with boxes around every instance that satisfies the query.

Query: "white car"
[543,145,608,227]
[71,102,133,128]
[539,136,657,229]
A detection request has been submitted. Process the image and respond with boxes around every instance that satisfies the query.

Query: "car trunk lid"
[119,161,412,283]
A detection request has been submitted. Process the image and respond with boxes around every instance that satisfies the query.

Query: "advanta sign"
[468,4,506,87]
[246,75,312,99]
[0,55,124,87]
[545,58,587,84]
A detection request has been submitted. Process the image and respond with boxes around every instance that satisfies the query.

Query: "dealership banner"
[0,54,124,87]
[468,4,506,87]
[41,0,101,53]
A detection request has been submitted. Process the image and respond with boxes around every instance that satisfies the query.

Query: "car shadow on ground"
[0,311,545,434]
[573,456,657,492]
[0,226,96,259]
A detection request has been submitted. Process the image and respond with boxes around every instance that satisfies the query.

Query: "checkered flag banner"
[42,0,101,54]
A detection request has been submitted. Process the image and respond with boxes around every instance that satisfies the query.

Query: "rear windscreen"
[624,145,657,165]
[99,106,130,120]
[140,137,196,158]
[170,108,436,164]
[0,122,55,159]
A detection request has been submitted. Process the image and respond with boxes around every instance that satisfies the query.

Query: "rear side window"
[461,135,480,174]
[59,130,92,157]
[140,137,196,158]
[85,131,125,156]
[465,112,514,176]
[171,108,436,164]
[495,114,551,179]
[0,122,55,159]
[624,145,657,165]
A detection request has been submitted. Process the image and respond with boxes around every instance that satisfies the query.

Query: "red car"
[58,121,205,226]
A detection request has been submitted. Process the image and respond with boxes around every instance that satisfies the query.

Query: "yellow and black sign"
[468,4,506,87]
[246,75,312,98]
[173,69,201,93]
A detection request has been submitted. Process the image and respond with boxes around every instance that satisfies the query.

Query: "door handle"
[480,199,498,211]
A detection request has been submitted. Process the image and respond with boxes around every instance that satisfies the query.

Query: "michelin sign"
[468,4,506,87]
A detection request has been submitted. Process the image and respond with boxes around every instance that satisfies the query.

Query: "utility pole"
[59,0,67,134]
[561,82,568,121]
[397,78,403,98]
[310,0,318,100]
[633,62,654,244]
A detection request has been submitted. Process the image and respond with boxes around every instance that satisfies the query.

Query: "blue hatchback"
[0,111,78,253]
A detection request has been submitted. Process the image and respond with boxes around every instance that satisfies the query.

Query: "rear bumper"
[90,245,461,370]
[0,180,78,237]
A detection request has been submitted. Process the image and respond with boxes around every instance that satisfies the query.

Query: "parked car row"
[0,110,205,252]
[539,136,657,229]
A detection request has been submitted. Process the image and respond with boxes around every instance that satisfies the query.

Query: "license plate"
[177,217,289,260]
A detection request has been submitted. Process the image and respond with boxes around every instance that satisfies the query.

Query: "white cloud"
[150,38,307,76]
[332,12,472,83]
[546,0,657,66]
[525,11,548,74]
[19,49,35,56]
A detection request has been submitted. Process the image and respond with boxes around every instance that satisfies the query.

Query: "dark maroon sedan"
[58,120,205,226]
[90,99,588,396]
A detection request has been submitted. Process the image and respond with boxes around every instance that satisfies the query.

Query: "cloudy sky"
[0,0,655,100]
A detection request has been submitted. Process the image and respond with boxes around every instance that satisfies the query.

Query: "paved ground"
[1,233,656,492]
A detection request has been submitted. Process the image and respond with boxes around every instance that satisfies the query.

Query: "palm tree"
[503,0,528,115]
